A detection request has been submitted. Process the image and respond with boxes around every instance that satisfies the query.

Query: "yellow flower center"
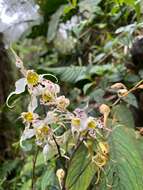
[36,124,50,141]
[88,119,96,129]
[22,112,33,122]
[58,100,65,107]
[42,91,54,102]
[71,117,81,127]
[26,70,39,85]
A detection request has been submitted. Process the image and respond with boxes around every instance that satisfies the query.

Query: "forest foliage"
[1,0,143,190]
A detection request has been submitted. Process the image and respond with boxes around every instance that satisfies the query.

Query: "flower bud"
[111,82,127,90]
[56,168,65,188]
[117,89,128,97]
[99,104,110,127]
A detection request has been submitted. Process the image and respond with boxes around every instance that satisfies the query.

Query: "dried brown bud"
[111,83,127,90]
[137,84,143,89]
[99,104,110,115]
[99,104,110,127]
[117,89,128,97]
[56,168,65,188]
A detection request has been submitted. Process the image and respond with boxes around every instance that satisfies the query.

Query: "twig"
[31,148,39,190]
[112,97,120,106]
[121,79,143,97]
[52,135,62,158]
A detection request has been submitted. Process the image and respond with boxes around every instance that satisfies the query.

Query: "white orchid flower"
[21,111,39,125]
[56,96,70,110]
[74,108,87,119]
[32,118,53,139]
[43,144,50,160]
[6,69,58,108]
[71,113,99,139]
[71,116,89,140]
[87,117,97,139]
[35,123,53,145]
[20,127,36,141]
[44,111,59,124]
[20,96,39,127]
[87,117,96,129]
[40,80,60,105]
[20,126,36,151]
[71,111,88,136]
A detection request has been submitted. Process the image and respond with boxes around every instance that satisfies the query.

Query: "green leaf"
[47,6,64,42]
[89,88,105,103]
[122,93,138,108]
[89,64,113,76]
[135,132,143,160]
[71,0,77,7]
[39,66,86,83]
[79,0,102,17]
[0,159,20,181]
[20,139,33,152]
[115,23,136,34]
[64,0,77,14]
[41,165,59,190]
[20,180,31,190]
[64,5,74,14]
[83,82,95,94]
[112,104,135,128]
[124,73,140,84]
[98,125,143,190]
[66,145,96,190]
[20,153,44,177]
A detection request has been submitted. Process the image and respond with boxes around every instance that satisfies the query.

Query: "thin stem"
[121,79,143,97]
[112,97,120,106]
[52,135,62,158]
[31,148,39,190]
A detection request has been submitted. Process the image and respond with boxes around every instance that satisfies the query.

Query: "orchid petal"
[43,144,49,155]
[6,92,17,108]
[43,144,50,161]
[21,128,35,141]
[6,78,27,108]
[28,95,38,112]
[41,74,58,83]
[15,78,27,94]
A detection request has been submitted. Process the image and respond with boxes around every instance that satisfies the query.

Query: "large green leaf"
[122,93,138,108]
[89,88,105,103]
[39,66,87,83]
[65,145,96,190]
[0,159,20,181]
[112,104,135,128]
[98,125,143,190]
[39,64,125,83]
[40,165,59,190]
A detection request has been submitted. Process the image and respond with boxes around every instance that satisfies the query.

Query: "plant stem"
[31,148,39,190]
[53,135,62,158]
